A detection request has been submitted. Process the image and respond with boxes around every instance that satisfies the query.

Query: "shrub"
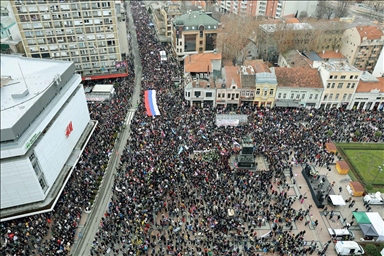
[365,244,379,256]
[375,131,382,137]
[327,130,333,136]
[355,130,361,136]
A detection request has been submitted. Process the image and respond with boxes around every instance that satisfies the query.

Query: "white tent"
[380,248,384,256]
[366,212,384,241]
[329,195,346,206]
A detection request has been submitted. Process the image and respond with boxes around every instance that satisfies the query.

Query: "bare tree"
[335,1,351,18]
[217,14,261,60]
[314,1,334,19]
[309,20,347,52]
[365,1,384,12]
[299,11,308,19]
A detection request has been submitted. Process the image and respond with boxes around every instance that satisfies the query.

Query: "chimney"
[336,49,339,53]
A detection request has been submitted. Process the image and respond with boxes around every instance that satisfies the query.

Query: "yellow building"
[316,60,363,109]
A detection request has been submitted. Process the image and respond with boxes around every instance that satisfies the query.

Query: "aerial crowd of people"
[1,1,384,256]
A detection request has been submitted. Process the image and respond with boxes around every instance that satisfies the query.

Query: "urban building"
[0,55,93,220]
[278,49,312,68]
[11,0,129,81]
[372,48,384,77]
[172,10,219,60]
[315,60,363,109]
[0,0,23,54]
[153,3,182,42]
[217,0,317,18]
[340,26,384,73]
[274,67,324,108]
[351,72,384,111]
[248,60,277,108]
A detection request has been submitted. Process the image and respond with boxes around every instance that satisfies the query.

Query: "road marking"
[125,110,135,125]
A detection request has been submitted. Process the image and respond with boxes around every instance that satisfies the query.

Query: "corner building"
[0,55,91,218]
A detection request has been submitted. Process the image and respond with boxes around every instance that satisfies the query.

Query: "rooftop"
[173,10,219,28]
[356,25,384,40]
[317,51,345,60]
[274,68,323,89]
[322,60,361,72]
[223,66,241,88]
[356,77,384,93]
[0,55,72,131]
[184,53,222,73]
[243,59,271,73]
[260,22,313,33]
[285,18,301,24]
[283,50,313,68]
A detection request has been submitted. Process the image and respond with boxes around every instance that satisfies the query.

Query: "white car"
[363,191,384,205]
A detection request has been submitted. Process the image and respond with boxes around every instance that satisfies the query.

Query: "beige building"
[12,0,128,80]
[315,60,363,109]
[352,72,384,111]
[172,11,219,60]
[153,3,181,42]
[340,26,384,73]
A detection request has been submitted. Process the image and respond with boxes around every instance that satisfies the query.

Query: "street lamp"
[371,164,383,186]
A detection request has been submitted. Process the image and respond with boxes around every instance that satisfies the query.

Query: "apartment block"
[340,26,384,73]
[217,0,317,18]
[1,0,23,54]
[11,0,128,80]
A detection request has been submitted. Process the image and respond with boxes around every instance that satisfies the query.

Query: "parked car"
[363,192,384,205]
[328,228,355,241]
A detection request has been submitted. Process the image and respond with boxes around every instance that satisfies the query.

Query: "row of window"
[277,93,319,100]
[326,82,356,89]
[29,151,49,193]
[329,75,359,80]
[323,93,352,101]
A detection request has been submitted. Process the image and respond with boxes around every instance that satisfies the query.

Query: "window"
[340,75,346,79]
[329,93,333,100]
[301,94,305,99]
[236,94,239,99]
[296,94,300,99]
[227,93,230,99]
[315,94,318,100]
[278,93,281,98]
[194,91,201,97]
[335,93,339,100]
[39,177,47,191]
[348,94,352,100]
[323,94,328,100]
[351,83,355,89]
[330,75,333,79]
[337,83,343,88]
[269,89,274,95]
[331,83,335,88]
[291,93,294,99]
[349,75,353,79]
[334,75,338,79]
[206,92,212,97]
[346,83,351,88]
[354,75,358,79]
[283,93,286,99]
[256,88,260,95]
[342,93,347,100]
[263,91,267,96]
[327,83,331,88]
[309,94,313,99]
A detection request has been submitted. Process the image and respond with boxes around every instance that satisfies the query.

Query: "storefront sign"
[65,121,73,137]
[25,132,41,150]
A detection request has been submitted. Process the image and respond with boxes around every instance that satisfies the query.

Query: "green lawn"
[337,143,384,192]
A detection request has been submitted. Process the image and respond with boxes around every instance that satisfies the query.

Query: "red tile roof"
[274,68,323,88]
[356,77,384,93]
[224,66,241,88]
[356,26,384,40]
[317,51,345,59]
[285,18,301,24]
[184,53,222,73]
[243,60,270,73]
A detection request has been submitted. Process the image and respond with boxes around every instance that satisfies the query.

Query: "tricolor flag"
[144,90,160,116]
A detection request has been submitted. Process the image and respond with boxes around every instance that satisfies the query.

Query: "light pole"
[371,164,383,186]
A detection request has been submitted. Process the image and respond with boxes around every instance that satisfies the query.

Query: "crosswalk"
[125,109,136,125]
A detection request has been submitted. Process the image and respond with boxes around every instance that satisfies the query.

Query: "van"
[335,241,364,255]
[159,50,167,62]
[328,228,355,241]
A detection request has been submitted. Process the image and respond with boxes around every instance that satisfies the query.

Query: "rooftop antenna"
[17,62,29,90]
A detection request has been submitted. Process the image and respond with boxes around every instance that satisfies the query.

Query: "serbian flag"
[144,90,160,116]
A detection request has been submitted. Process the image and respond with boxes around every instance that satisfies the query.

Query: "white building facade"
[0,55,90,211]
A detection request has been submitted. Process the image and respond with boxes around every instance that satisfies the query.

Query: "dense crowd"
[1,1,384,256]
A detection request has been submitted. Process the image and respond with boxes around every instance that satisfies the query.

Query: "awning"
[353,212,371,224]
[329,195,346,206]
[274,101,300,107]
[360,223,378,237]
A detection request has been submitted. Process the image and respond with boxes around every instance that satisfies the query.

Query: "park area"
[337,143,384,192]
